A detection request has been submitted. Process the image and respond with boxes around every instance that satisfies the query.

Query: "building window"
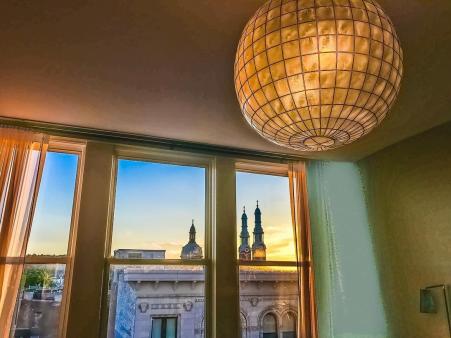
[240,312,248,338]
[106,157,208,338]
[281,311,297,338]
[262,313,278,338]
[236,169,299,338]
[151,317,177,338]
[9,149,81,338]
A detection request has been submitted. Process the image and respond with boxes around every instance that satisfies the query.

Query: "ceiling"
[1,0,450,160]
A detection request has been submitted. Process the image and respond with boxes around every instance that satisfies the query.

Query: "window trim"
[236,160,302,338]
[10,139,311,338]
[10,137,86,338]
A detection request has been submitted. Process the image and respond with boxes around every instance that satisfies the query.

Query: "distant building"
[239,207,251,261]
[114,249,166,260]
[109,266,298,338]
[251,202,266,261]
[109,211,297,338]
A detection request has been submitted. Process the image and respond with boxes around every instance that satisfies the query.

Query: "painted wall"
[359,122,451,338]
[307,162,387,338]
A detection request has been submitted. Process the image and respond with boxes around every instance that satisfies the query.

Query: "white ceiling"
[1,0,450,160]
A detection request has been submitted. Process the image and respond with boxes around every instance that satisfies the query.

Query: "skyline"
[26,156,296,261]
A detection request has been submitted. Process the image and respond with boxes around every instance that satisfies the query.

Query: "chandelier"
[234,0,403,151]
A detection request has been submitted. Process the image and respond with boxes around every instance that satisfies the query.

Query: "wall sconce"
[420,284,451,337]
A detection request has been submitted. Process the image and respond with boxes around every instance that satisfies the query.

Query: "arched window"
[281,312,297,338]
[262,313,278,338]
[240,312,247,338]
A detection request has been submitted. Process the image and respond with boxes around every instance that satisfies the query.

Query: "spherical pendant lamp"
[234,0,403,151]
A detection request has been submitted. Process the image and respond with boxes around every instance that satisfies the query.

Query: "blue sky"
[27,152,78,255]
[27,155,296,261]
[111,160,205,258]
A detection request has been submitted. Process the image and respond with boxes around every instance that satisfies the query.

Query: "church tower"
[239,207,251,260]
[251,201,266,261]
[180,220,203,259]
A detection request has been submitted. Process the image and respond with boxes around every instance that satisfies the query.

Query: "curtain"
[0,127,48,334]
[306,161,388,338]
[288,161,318,338]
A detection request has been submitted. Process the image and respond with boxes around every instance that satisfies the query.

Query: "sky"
[236,172,296,261]
[27,155,296,261]
[111,160,206,258]
[27,152,78,255]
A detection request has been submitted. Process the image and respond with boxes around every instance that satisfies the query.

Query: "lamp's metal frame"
[422,284,451,337]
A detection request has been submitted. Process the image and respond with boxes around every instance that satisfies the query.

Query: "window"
[262,313,278,338]
[106,157,208,338]
[151,317,177,338]
[281,312,297,338]
[236,170,299,338]
[1,135,315,338]
[9,149,81,338]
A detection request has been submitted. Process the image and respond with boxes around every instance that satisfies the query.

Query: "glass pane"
[107,265,205,338]
[236,172,296,261]
[239,266,298,338]
[263,313,277,332]
[166,318,176,338]
[282,311,297,338]
[111,160,205,259]
[26,152,79,256]
[10,264,66,338]
[151,318,162,338]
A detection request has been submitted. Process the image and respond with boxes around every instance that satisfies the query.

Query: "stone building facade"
[108,267,298,338]
[109,206,298,338]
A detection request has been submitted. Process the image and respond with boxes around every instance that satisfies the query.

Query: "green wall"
[359,121,451,338]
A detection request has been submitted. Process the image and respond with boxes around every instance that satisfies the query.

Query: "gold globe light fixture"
[234,0,403,151]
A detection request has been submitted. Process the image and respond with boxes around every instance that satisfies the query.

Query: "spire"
[252,201,266,261]
[189,219,196,243]
[254,200,263,234]
[239,206,251,260]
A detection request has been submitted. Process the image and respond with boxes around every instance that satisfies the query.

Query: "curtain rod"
[0,117,307,163]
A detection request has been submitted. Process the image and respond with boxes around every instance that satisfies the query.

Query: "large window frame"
[8,137,86,338]
[3,136,313,338]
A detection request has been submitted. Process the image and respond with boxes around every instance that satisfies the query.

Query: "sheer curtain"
[0,127,48,333]
[288,161,318,338]
[306,161,388,338]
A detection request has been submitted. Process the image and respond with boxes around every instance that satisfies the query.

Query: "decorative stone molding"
[150,303,181,310]
[183,301,193,312]
[138,302,149,313]
[249,297,259,307]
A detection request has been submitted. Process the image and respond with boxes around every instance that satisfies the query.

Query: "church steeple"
[239,207,251,261]
[189,219,196,243]
[252,201,266,261]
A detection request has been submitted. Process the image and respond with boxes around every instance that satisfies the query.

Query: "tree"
[23,267,55,288]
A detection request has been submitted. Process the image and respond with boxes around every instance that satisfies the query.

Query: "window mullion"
[65,142,115,338]
[211,157,240,338]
